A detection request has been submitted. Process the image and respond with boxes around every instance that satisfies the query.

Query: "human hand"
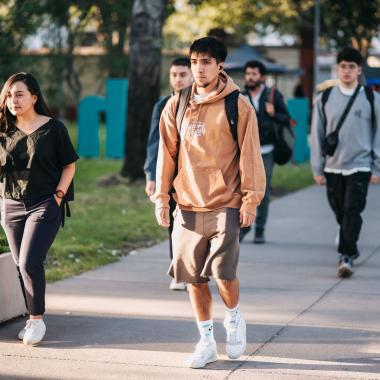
[54,195,62,206]
[240,211,255,227]
[265,102,275,117]
[314,175,326,186]
[145,180,156,197]
[370,175,380,185]
[155,207,170,227]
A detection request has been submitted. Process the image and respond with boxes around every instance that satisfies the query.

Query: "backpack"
[267,87,295,165]
[175,86,240,145]
[321,85,376,132]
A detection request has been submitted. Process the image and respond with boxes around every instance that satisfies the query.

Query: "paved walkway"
[1,184,380,380]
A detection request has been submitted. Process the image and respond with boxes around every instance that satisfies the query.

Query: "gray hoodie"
[311,86,380,177]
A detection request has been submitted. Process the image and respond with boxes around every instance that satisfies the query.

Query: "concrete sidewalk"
[1,184,379,380]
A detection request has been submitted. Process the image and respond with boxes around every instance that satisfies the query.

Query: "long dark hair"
[0,72,51,133]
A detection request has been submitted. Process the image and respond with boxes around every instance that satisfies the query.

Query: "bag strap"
[364,86,376,133]
[333,84,361,134]
[175,86,192,134]
[224,90,239,142]
[321,86,333,128]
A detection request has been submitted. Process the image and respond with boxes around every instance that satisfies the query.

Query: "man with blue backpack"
[311,47,380,278]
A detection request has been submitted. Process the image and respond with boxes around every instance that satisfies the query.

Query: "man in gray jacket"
[311,47,380,278]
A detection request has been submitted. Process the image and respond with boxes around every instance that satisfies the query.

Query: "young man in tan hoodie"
[153,37,266,368]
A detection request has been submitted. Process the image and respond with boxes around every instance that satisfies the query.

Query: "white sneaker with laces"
[224,314,246,359]
[185,340,218,368]
[23,319,46,346]
[169,279,187,291]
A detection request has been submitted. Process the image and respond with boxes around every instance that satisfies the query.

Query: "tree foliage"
[93,0,133,77]
[0,0,45,81]
[164,0,380,56]
[321,0,380,57]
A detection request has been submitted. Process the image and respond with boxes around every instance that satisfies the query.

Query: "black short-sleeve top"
[0,118,79,200]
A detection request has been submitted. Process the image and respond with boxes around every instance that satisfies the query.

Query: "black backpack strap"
[364,86,376,133]
[175,86,192,135]
[224,90,240,142]
[321,86,333,129]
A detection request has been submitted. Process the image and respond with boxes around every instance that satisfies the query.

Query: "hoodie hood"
[190,72,240,106]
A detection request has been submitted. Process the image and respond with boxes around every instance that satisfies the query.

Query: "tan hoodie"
[154,72,266,216]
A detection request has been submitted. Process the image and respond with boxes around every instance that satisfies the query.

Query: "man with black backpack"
[144,57,192,291]
[239,60,291,244]
[153,37,265,368]
[311,47,380,278]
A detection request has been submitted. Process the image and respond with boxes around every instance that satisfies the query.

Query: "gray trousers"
[240,151,274,235]
[0,196,61,315]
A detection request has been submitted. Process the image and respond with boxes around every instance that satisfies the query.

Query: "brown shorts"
[168,207,240,283]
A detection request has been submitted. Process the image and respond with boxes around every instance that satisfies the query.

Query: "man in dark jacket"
[144,57,193,290]
[240,60,290,244]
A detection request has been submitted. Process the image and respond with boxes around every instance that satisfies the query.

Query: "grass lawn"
[272,162,314,193]
[0,123,314,282]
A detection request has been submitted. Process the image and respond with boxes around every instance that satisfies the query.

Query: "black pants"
[325,172,371,257]
[0,196,61,315]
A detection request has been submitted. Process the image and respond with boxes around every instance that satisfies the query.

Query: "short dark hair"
[337,47,363,66]
[244,60,267,76]
[171,57,191,68]
[189,37,227,63]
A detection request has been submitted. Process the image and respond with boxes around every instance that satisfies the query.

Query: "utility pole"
[313,0,320,92]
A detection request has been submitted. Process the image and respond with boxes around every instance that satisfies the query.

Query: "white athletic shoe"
[18,322,29,340]
[224,314,246,359]
[169,279,187,291]
[23,319,46,346]
[185,340,218,368]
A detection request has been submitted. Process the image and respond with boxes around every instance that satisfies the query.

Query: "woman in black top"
[0,72,78,345]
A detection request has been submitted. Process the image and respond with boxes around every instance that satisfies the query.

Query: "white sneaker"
[18,321,29,340]
[185,340,218,368]
[169,279,187,291]
[224,314,246,359]
[23,319,46,346]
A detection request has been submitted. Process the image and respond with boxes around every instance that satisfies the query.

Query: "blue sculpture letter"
[78,79,128,158]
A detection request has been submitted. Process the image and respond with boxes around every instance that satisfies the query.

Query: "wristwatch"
[55,189,66,199]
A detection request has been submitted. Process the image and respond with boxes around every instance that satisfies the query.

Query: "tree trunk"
[299,27,314,103]
[121,0,166,179]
